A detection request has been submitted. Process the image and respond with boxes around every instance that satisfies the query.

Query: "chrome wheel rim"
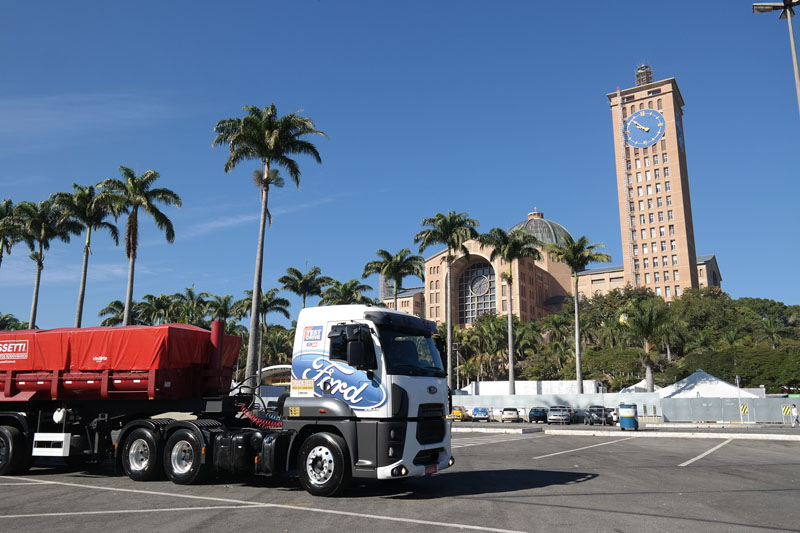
[170,440,194,475]
[305,445,334,486]
[127,438,151,472]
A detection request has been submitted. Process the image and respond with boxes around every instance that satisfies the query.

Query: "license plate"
[425,464,437,475]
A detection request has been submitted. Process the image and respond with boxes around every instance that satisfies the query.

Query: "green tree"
[98,299,133,326]
[278,266,333,308]
[15,200,82,328]
[477,227,542,394]
[207,294,241,324]
[623,296,672,392]
[0,313,27,331]
[362,248,424,311]
[756,316,789,350]
[545,235,611,393]
[0,199,25,273]
[101,166,182,326]
[414,211,479,391]
[212,103,325,393]
[171,286,210,327]
[320,279,374,305]
[51,183,120,328]
[135,294,174,325]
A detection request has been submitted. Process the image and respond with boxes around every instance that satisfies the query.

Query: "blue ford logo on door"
[292,353,387,409]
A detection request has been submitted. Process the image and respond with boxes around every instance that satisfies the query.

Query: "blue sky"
[1,1,798,329]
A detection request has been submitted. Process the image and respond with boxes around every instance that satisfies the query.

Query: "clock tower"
[607,65,698,300]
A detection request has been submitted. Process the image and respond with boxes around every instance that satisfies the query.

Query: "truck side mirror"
[347,340,367,369]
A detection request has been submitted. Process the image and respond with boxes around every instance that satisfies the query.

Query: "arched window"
[457,262,496,326]
[435,280,439,290]
[648,101,653,109]
[630,105,635,115]
[657,98,663,110]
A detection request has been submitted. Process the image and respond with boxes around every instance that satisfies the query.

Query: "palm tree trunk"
[75,229,91,328]
[29,258,43,329]
[393,280,398,312]
[446,260,453,393]
[573,273,583,394]
[507,273,515,395]
[123,254,136,326]
[244,178,269,394]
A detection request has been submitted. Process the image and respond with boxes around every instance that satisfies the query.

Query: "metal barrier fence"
[454,393,796,424]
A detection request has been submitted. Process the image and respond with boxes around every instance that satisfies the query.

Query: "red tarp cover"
[0,324,241,372]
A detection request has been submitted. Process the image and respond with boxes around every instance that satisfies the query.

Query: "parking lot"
[1,430,798,532]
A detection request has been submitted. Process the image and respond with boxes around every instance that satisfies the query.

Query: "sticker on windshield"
[303,326,323,348]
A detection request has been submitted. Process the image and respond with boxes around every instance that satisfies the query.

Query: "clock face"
[470,275,489,296]
[624,109,665,148]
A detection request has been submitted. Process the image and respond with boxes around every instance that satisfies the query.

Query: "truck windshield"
[378,327,445,377]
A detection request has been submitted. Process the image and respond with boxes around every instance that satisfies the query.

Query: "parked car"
[547,405,575,424]
[448,405,467,421]
[584,405,614,426]
[609,408,619,424]
[501,407,522,423]
[528,406,548,423]
[471,407,490,422]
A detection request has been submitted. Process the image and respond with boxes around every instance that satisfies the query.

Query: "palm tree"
[414,211,479,392]
[0,313,26,331]
[207,294,240,323]
[212,104,325,393]
[362,248,424,311]
[756,316,788,350]
[51,183,120,328]
[237,288,291,377]
[622,297,671,392]
[320,279,374,305]
[477,228,542,394]
[278,266,333,308]
[98,299,129,326]
[0,199,24,273]
[135,294,174,326]
[15,200,82,328]
[101,166,182,326]
[171,286,210,327]
[545,235,611,394]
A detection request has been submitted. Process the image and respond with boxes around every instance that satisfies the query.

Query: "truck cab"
[285,305,453,494]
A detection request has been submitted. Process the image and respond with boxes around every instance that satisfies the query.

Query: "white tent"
[620,379,662,393]
[658,369,759,399]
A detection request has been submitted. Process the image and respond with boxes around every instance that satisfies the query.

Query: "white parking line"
[0,505,257,519]
[5,476,526,533]
[678,439,733,467]
[532,437,634,459]
[452,434,548,449]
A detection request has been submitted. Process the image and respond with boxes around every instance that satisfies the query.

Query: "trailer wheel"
[122,428,164,481]
[297,433,350,497]
[164,429,209,485]
[0,425,28,475]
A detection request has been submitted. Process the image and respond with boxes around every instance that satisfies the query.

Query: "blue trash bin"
[618,403,638,431]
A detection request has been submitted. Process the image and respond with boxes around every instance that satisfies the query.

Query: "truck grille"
[416,403,445,444]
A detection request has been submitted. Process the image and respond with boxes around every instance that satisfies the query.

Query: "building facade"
[420,210,573,326]
[608,65,700,301]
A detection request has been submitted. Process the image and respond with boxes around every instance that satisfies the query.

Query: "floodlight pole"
[753,1,800,118]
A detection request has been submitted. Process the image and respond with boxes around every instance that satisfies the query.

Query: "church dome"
[509,209,572,246]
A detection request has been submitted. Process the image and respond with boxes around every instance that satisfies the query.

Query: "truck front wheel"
[122,428,163,481]
[0,425,29,475]
[297,433,351,497]
[164,429,209,485]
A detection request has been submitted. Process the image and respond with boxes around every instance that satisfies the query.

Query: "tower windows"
[655,287,661,296]
[645,170,651,181]
[627,174,632,184]
[636,172,642,182]
[645,273,651,283]
[638,200,644,210]
[647,199,653,209]
[665,286,671,297]
[655,183,662,193]
[639,214,645,224]
[635,159,641,169]
[637,187,643,197]
[657,197,663,207]
[665,181,671,191]
[664,271,669,281]
[669,225,675,235]
[657,98,663,110]
[654,272,660,282]
[670,240,677,250]
[644,157,650,167]
[648,101,653,109]
[648,213,654,223]
[646,185,652,195]
[662,153,668,163]
[664,167,669,177]
[658,211,664,222]
[668,210,674,221]
[650,227,656,238]
[654,168,660,179]
[659,226,666,237]
[643,258,649,269]
[661,241,667,251]
[666,195,672,206]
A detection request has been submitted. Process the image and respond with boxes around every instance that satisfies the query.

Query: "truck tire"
[164,429,209,485]
[297,433,351,497]
[122,428,164,481]
[0,425,29,475]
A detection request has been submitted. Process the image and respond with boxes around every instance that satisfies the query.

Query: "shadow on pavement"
[346,468,597,499]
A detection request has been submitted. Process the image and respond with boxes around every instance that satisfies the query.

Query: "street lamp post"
[753,1,800,118]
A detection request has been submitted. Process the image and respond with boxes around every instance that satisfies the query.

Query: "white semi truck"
[0,304,453,497]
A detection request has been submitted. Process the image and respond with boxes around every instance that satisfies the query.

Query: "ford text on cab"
[0,305,453,497]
